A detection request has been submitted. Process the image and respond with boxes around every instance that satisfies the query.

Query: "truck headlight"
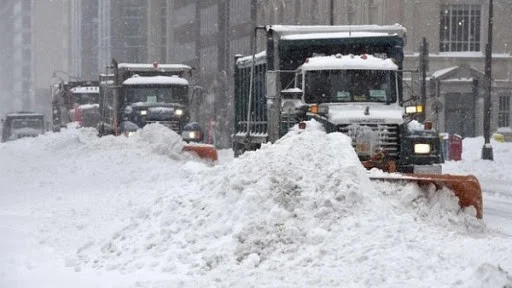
[183,131,200,140]
[405,105,424,114]
[414,143,431,154]
[175,109,184,116]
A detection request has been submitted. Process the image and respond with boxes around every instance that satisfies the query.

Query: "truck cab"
[284,54,443,173]
[233,24,443,174]
[68,86,100,128]
[98,60,204,143]
[1,112,45,142]
[51,80,100,131]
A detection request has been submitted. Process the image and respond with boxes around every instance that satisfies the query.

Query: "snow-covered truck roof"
[6,111,45,118]
[299,54,398,71]
[122,75,189,86]
[268,24,406,42]
[118,63,191,74]
[236,51,267,67]
[70,86,99,94]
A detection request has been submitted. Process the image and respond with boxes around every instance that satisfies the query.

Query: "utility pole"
[419,37,429,123]
[482,0,494,160]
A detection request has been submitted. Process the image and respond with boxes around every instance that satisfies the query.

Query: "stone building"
[0,0,70,118]
[69,0,169,79]
[256,0,512,138]
[168,0,512,145]
[168,0,257,148]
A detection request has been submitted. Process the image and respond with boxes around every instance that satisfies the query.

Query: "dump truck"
[233,25,482,218]
[51,80,100,131]
[1,111,45,142]
[97,60,217,161]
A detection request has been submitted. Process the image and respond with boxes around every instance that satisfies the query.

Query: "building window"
[200,5,218,36]
[498,95,510,127]
[229,0,251,25]
[199,46,218,74]
[174,41,196,63]
[173,4,195,27]
[439,4,481,52]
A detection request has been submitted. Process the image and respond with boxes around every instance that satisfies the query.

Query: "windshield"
[11,118,43,130]
[304,70,396,104]
[124,85,189,105]
[73,93,99,105]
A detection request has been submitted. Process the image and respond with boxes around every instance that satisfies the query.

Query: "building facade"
[0,0,70,118]
[168,0,512,147]
[169,0,257,148]
[69,0,168,80]
[258,0,512,138]
[0,0,34,113]
[0,1,17,115]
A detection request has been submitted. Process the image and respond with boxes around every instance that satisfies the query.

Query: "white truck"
[233,24,443,174]
[51,80,100,131]
[232,25,483,218]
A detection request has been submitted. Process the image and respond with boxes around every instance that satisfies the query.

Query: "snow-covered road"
[443,137,512,236]
[1,124,511,287]
[476,182,512,236]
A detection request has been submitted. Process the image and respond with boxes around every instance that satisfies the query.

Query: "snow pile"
[443,136,512,235]
[67,121,501,287]
[444,137,512,183]
[2,124,512,287]
[74,120,377,275]
[135,123,186,158]
[373,179,483,232]
[454,263,512,288]
[407,120,425,131]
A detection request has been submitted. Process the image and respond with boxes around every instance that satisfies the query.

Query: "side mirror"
[296,104,309,121]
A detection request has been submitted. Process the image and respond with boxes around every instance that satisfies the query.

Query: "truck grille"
[146,120,180,132]
[337,124,399,158]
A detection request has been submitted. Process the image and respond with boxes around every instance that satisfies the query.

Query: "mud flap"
[370,173,483,219]
[183,144,218,162]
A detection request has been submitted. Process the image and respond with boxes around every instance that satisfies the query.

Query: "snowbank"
[443,137,512,183]
[2,124,512,287]
[67,122,508,286]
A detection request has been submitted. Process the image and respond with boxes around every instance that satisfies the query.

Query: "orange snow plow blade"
[182,144,218,162]
[370,174,483,219]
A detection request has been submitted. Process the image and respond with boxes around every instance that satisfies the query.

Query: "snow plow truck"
[97,59,217,161]
[2,111,45,142]
[233,24,482,218]
[51,80,100,132]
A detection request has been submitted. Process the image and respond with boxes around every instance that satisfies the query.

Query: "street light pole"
[482,0,494,160]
